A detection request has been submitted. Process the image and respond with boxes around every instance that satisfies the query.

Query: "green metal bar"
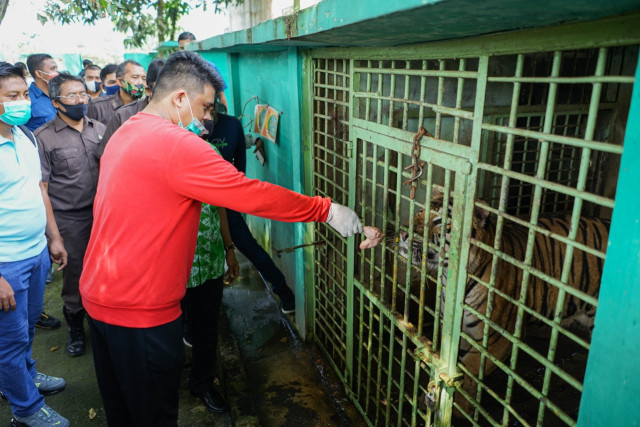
[441,55,487,424]
[345,58,357,392]
[435,59,445,138]
[384,320,396,426]
[353,94,475,120]
[537,47,608,425]
[461,304,585,393]
[471,238,599,307]
[508,50,561,427]
[396,334,408,427]
[453,58,466,144]
[458,329,577,425]
[481,122,624,154]
[487,75,635,84]
[303,54,318,340]
[466,272,591,350]
[478,162,615,209]
[489,52,524,424]
[402,61,411,130]
[388,60,397,127]
[456,362,533,427]
[353,66,479,79]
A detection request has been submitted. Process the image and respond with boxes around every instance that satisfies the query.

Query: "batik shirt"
[187,146,225,288]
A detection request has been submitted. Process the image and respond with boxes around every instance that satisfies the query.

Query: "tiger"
[396,188,610,417]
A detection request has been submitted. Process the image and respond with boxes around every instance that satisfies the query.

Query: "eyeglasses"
[57,93,89,102]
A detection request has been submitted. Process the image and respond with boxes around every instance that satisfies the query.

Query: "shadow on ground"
[1,254,362,426]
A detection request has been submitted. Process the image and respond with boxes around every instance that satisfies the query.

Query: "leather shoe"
[193,389,228,413]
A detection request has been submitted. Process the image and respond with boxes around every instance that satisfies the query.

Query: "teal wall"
[578,48,640,426]
[195,46,311,333]
[124,53,156,73]
[199,51,234,114]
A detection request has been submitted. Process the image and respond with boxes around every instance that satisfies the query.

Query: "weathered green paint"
[195,0,640,52]
[301,52,316,339]
[123,53,156,73]
[578,48,640,427]
[198,51,235,114]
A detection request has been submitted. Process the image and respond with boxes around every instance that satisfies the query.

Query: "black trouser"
[227,209,287,294]
[182,278,223,394]
[87,316,184,427]
[54,208,93,314]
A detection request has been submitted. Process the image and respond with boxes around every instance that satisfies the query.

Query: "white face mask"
[85,80,99,93]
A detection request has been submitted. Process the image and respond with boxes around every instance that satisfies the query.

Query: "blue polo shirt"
[0,126,47,262]
[25,82,57,131]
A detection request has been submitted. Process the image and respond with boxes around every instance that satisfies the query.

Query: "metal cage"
[307,17,638,427]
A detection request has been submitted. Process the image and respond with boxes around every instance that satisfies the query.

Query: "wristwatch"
[224,243,235,252]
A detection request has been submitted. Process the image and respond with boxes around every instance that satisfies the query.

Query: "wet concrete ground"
[0,254,362,426]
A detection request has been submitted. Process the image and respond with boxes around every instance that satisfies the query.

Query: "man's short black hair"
[82,59,93,67]
[116,59,144,79]
[0,61,27,90]
[100,64,117,83]
[153,51,224,99]
[146,59,165,87]
[48,72,86,101]
[14,62,27,75]
[86,64,101,73]
[177,31,196,42]
[26,54,53,78]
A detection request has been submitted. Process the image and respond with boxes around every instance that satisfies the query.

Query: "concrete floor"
[0,254,362,426]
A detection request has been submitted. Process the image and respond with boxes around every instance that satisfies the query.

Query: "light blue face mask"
[0,100,31,126]
[176,94,207,137]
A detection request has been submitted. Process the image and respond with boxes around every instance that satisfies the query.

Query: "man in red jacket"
[79,51,361,426]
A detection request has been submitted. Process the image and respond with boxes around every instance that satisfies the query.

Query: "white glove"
[326,202,363,237]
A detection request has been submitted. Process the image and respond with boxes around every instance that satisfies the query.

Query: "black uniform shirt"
[35,115,106,211]
[87,93,125,126]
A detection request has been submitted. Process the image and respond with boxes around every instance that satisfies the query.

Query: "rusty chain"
[403,126,433,199]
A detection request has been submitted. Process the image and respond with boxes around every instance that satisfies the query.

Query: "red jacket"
[80,113,330,327]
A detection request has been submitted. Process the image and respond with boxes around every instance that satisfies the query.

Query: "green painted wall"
[196,47,309,333]
[198,51,234,114]
[578,49,640,426]
[124,53,156,72]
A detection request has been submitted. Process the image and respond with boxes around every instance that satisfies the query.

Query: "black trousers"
[227,210,287,294]
[182,277,223,394]
[54,208,93,314]
[88,316,184,427]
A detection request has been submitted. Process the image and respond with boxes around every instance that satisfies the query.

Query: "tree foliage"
[0,0,10,27]
[39,0,242,48]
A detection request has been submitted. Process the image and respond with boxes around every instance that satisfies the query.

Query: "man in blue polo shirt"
[25,54,58,132]
[0,62,69,426]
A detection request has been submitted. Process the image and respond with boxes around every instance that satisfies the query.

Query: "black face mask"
[203,119,215,138]
[58,101,88,121]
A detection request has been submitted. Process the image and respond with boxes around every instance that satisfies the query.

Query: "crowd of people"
[0,32,363,426]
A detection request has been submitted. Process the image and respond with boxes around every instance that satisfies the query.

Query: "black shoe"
[62,307,85,357]
[192,389,228,413]
[277,286,295,314]
[36,311,61,330]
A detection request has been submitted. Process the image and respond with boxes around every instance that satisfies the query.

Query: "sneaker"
[13,404,69,427]
[36,312,61,330]
[34,373,66,396]
[277,286,295,314]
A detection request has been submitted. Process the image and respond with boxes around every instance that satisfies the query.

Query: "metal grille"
[311,58,352,377]
[309,23,637,427]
